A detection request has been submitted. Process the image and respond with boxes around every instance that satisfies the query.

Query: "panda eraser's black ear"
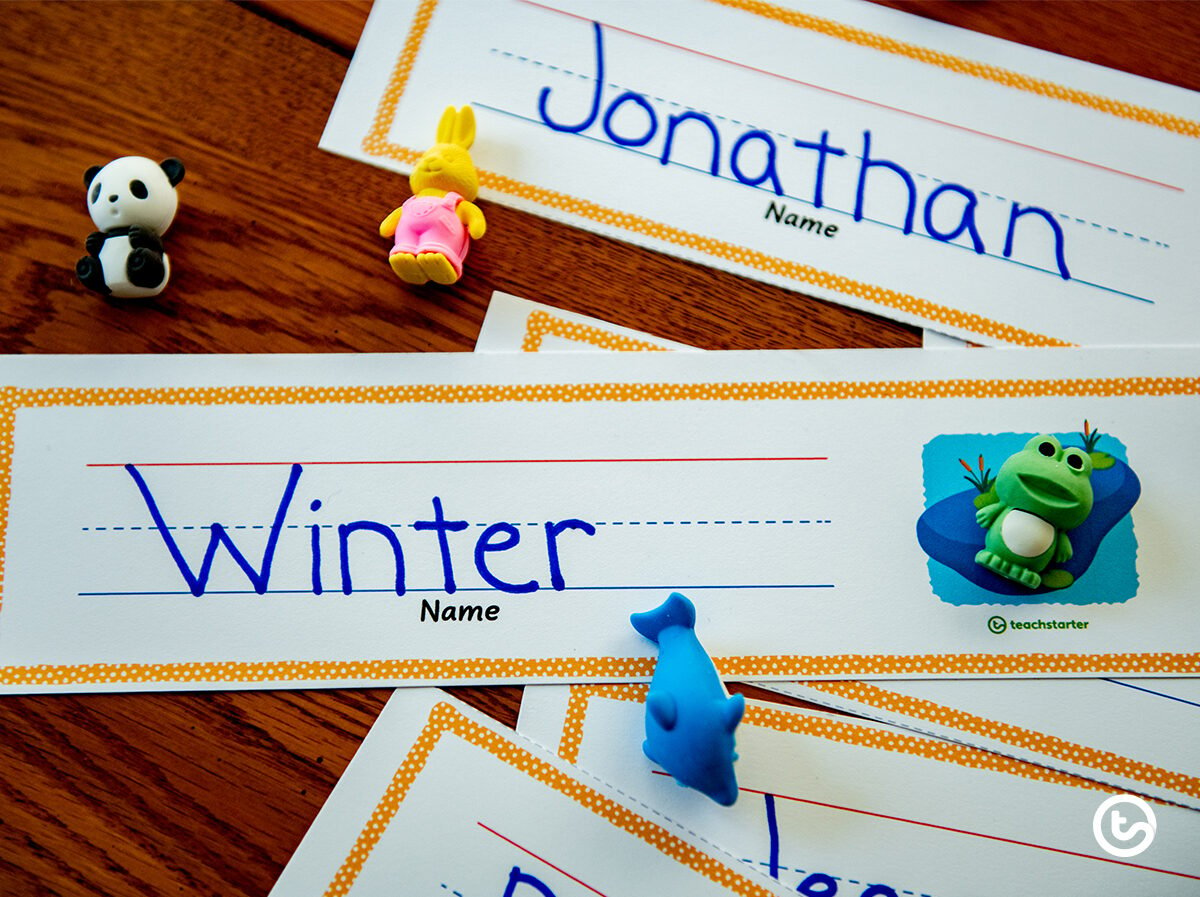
[84,166,102,188]
[160,158,185,186]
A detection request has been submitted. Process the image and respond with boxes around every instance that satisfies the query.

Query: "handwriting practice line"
[78,584,837,597]
[730,783,1200,881]
[87,456,828,468]
[478,821,611,897]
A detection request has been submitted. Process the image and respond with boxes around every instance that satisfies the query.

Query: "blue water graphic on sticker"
[917,431,1139,606]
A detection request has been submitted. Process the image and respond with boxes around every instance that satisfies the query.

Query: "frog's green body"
[974,435,1093,590]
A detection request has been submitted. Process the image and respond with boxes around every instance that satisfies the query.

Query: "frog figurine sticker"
[379,105,486,285]
[974,435,1092,590]
[916,423,1141,605]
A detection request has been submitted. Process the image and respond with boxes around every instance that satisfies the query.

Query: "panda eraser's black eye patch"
[90,181,102,203]
[130,180,148,199]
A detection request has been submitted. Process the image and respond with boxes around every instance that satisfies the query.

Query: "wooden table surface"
[1,2,1196,893]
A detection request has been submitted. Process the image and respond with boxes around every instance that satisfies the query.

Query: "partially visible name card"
[324,0,1200,346]
[517,685,1200,894]
[0,349,1196,693]
[764,677,1200,811]
[270,689,792,896]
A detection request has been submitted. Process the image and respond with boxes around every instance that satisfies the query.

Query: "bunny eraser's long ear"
[435,106,458,144]
[435,106,476,149]
[452,105,476,150]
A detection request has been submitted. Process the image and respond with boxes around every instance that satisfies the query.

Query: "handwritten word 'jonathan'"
[125,464,596,597]
[536,21,1070,279]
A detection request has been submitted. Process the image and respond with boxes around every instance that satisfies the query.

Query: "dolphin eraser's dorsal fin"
[647,691,678,731]
[722,693,745,733]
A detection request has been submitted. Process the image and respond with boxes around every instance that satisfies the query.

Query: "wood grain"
[245,1,374,56]
[0,1,1195,893]
[869,1,1200,91]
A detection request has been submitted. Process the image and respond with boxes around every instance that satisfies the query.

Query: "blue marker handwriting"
[501,866,557,896]
[123,463,596,604]
[534,20,1071,280]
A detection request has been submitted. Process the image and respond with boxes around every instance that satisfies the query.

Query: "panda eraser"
[76,156,185,299]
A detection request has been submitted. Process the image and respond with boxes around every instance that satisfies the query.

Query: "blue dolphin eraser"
[631,591,744,806]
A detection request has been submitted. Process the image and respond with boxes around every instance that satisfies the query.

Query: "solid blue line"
[475,102,1156,305]
[1102,678,1200,710]
[78,583,835,597]
[1067,276,1154,304]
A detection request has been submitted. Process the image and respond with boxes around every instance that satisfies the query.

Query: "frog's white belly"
[1001,509,1054,558]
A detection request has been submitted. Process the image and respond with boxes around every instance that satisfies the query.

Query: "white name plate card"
[517,685,1200,895]
[0,349,1195,692]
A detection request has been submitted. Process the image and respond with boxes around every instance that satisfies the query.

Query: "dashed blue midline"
[82,519,833,531]
[740,858,934,897]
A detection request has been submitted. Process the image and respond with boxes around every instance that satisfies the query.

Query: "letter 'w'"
[125,463,302,596]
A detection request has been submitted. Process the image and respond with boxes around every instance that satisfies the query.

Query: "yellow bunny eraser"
[379,105,487,286]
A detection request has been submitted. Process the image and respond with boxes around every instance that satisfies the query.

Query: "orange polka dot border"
[709,0,1199,138]
[559,684,1123,795]
[520,309,672,353]
[361,0,436,163]
[324,701,781,897]
[0,658,655,689]
[799,679,1200,801]
[20,376,1193,405]
[560,683,651,763]
[1,651,1197,689]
